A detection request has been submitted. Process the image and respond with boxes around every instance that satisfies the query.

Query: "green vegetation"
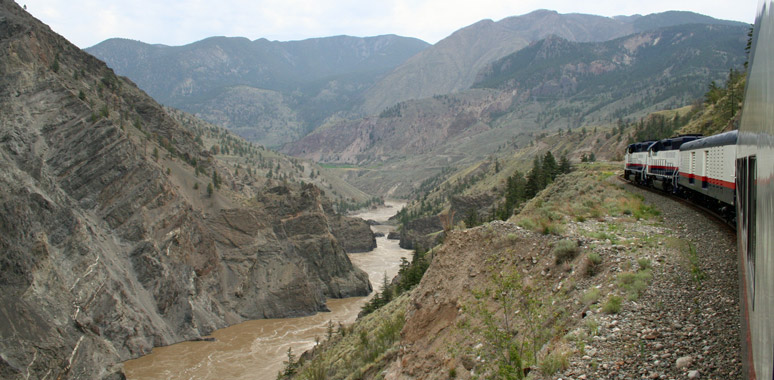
[361,247,430,316]
[617,269,653,301]
[512,162,659,236]
[540,349,570,376]
[582,288,602,305]
[679,68,746,136]
[684,242,706,286]
[629,111,694,143]
[286,295,410,380]
[586,253,602,276]
[603,295,623,314]
[553,239,580,265]
[277,348,298,379]
[466,269,548,379]
[335,196,383,214]
[492,151,572,222]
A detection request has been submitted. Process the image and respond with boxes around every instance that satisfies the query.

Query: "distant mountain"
[284,23,747,197]
[86,35,429,147]
[474,23,747,102]
[360,10,747,115]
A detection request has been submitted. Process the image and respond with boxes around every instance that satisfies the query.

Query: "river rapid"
[123,202,410,380]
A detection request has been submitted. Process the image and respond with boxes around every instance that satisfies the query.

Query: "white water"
[123,202,410,380]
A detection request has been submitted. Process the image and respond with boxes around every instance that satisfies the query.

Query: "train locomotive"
[624,1,774,377]
[623,140,655,183]
[624,133,735,201]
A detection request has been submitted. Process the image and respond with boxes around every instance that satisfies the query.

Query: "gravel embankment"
[560,182,741,380]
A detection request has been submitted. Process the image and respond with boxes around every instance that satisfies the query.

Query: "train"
[624,1,773,377]
[624,131,738,219]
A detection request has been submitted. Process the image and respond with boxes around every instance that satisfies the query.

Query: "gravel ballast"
[559,181,741,380]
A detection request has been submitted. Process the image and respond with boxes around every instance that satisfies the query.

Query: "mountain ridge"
[86,34,430,147]
[359,9,747,115]
[85,9,745,148]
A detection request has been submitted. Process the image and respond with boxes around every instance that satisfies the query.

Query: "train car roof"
[649,135,703,151]
[679,130,738,151]
[627,140,656,153]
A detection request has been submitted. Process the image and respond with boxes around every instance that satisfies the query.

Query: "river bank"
[123,202,410,379]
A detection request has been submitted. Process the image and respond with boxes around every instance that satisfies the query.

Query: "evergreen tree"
[212,170,221,189]
[559,153,572,174]
[279,347,297,379]
[525,156,543,198]
[542,151,558,182]
[497,170,526,220]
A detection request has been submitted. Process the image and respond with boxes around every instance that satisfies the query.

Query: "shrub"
[542,221,564,236]
[617,270,652,301]
[581,288,601,305]
[553,239,580,265]
[518,218,536,231]
[540,350,569,375]
[603,296,622,314]
[586,252,602,276]
[585,318,599,336]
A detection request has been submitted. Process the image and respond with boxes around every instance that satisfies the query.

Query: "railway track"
[617,175,737,234]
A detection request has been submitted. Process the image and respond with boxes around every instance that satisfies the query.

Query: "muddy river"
[123,202,410,380]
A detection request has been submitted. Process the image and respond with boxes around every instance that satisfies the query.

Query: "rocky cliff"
[330,215,377,253]
[0,2,370,379]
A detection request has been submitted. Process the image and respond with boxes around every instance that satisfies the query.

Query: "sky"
[22,0,756,49]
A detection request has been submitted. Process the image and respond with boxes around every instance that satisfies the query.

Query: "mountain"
[284,23,747,197]
[359,10,747,115]
[474,23,747,104]
[85,10,744,150]
[0,1,374,378]
[86,34,430,147]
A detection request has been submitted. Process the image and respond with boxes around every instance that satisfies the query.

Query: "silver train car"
[737,1,774,378]
[678,130,738,216]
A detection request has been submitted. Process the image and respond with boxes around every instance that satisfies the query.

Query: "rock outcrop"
[330,215,377,253]
[399,216,443,250]
[0,2,370,379]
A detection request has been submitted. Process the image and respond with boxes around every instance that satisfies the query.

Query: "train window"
[736,155,757,309]
[747,155,757,310]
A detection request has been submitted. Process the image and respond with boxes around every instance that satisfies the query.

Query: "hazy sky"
[23,0,756,48]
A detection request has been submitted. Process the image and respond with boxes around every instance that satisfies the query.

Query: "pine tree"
[559,153,572,174]
[542,151,558,182]
[525,156,543,198]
